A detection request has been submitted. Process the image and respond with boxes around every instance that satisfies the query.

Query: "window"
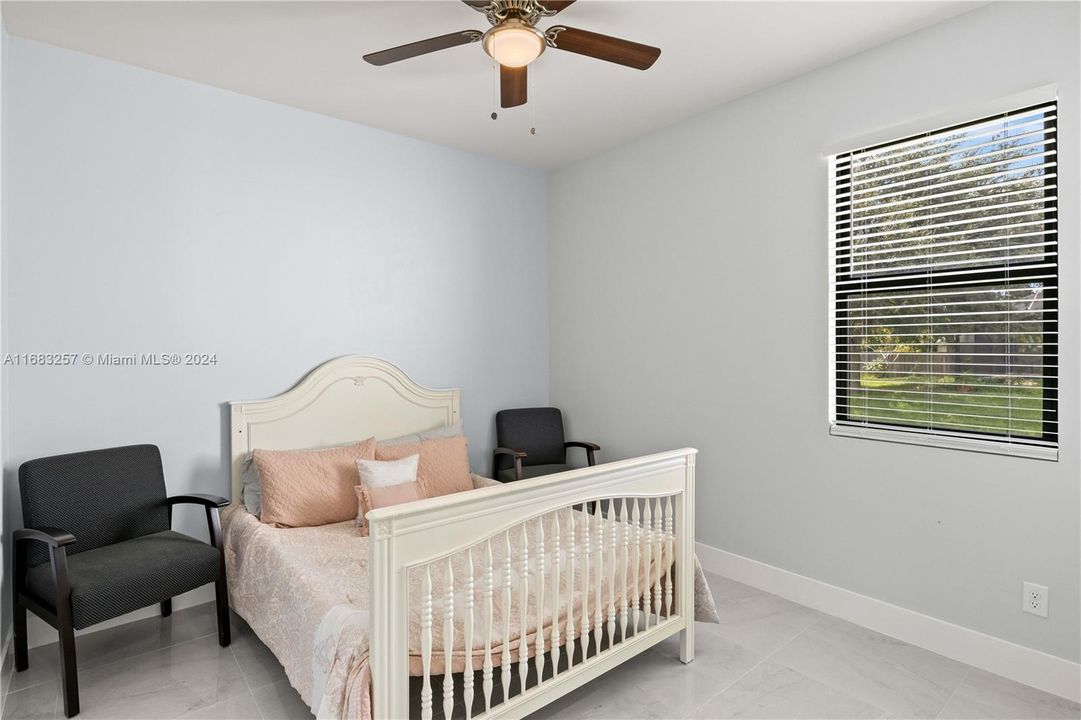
[829,102,1058,460]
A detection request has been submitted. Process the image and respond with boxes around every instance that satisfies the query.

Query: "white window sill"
[829,423,1058,462]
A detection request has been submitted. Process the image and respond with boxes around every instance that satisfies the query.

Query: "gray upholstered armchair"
[493,407,600,482]
[14,444,230,718]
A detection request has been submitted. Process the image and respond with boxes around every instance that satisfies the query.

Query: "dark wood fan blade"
[500,65,527,108]
[546,26,660,70]
[363,30,482,66]
[538,1,576,14]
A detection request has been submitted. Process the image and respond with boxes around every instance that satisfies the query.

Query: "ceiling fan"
[363,0,661,109]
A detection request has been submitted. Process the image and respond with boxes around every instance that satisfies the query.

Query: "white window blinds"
[829,102,1058,460]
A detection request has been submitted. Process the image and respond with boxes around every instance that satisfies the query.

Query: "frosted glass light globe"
[483,19,545,68]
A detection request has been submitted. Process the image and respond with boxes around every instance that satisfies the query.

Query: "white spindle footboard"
[367,448,696,720]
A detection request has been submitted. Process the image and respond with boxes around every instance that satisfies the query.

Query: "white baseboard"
[696,542,1081,704]
[26,585,215,649]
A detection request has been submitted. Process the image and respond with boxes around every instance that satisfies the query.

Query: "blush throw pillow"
[253,438,376,527]
[355,455,419,529]
[354,482,423,537]
[376,435,473,499]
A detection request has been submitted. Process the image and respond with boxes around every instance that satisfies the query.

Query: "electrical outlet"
[1023,582,1049,618]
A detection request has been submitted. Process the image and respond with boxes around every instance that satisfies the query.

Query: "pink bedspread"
[224,481,714,720]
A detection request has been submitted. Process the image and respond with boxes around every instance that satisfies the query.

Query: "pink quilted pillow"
[253,438,376,527]
[376,435,472,499]
[354,482,423,537]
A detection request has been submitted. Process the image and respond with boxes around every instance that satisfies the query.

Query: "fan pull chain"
[529,61,537,135]
[491,60,498,120]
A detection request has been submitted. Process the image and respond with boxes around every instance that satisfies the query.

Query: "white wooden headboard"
[228,356,461,502]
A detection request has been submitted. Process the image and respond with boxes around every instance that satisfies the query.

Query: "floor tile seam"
[687,613,825,717]
[8,630,219,695]
[729,613,892,718]
[771,614,967,720]
[225,648,267,720]
[933,664,973,720]
[231,646,259,695]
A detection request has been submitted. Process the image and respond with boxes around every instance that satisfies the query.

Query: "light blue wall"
[1,36,549,557]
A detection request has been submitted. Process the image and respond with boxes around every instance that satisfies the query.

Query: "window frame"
[828,100,1059,460]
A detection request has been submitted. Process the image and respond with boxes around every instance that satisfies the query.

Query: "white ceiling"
[3,1,983,169]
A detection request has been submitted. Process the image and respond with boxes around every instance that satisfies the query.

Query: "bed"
[224,356,699,719]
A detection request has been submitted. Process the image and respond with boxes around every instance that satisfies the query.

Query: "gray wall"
[549,2,1080,662]
[1,35,549,594]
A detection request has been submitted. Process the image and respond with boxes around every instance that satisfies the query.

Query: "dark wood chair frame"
[493,440,601,482]
[12,493,230,718]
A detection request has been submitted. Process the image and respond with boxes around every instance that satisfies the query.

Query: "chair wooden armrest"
[493,447,527,482]
[165,495,229,549]
[166,493,229,508]
[565,440,600,466]
[14,527,76,548]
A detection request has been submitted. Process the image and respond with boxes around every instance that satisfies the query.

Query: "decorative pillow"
[355,482,423,537]
[253,438,376,528]
[242,437,371,517]
[240,456,262,516]
[380,423,463,446]
[355,454,419,529]
[376,435,472,499]
[356,454,420,489]
[471,474,500,489]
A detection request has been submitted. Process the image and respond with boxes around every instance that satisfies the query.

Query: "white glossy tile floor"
[2,573,1077,720]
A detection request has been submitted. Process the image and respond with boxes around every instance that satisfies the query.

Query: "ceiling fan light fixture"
[482,18,545,68]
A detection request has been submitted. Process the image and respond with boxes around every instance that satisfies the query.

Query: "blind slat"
[838,331,1058,338]
[831,421,1058,449]
[840,408,1058,425]
[832,264,1058,288]
[846,294,1056,310]
[833,367,1053,381]
[838,386,1059,403]
[842,251,1056,276]
[841,309,1056,322]
[834,348,1057,356]
[835,415,1055,439]
[837,228,1057,260]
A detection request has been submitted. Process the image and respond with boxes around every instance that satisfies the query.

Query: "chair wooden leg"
[160,598,172,617]
[58,614,80,717]
[13,601,28,672]
[215,577,231,647]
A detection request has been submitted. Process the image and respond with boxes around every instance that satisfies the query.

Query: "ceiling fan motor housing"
[477,0,562,27]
